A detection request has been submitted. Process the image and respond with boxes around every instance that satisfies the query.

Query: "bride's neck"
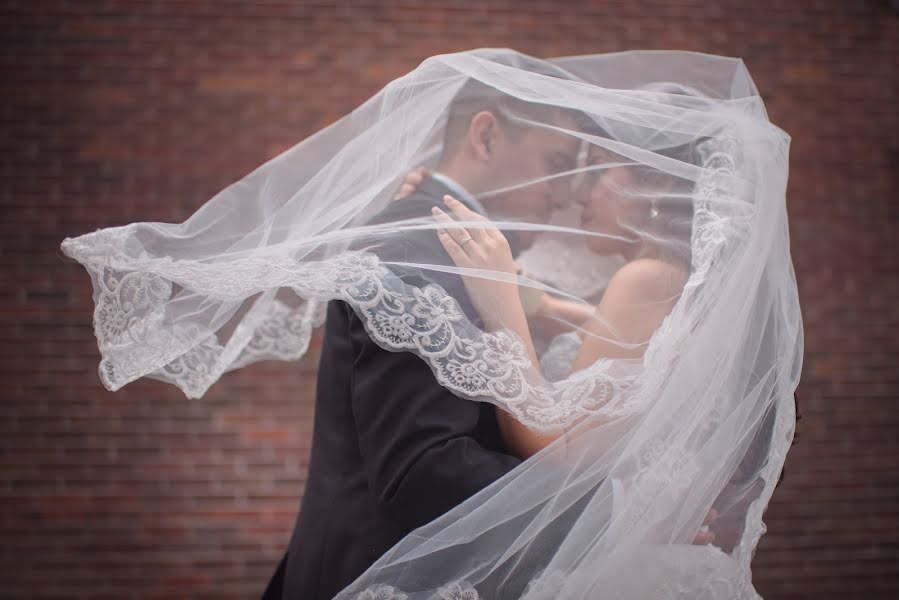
[625,241,690,276]
[622,241,647,262]
[625,241,665,263]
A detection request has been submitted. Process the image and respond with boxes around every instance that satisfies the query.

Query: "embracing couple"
[55,48,795,600]
[263,73,718,600]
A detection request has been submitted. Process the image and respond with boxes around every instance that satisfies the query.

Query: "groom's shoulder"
[366,190,442,226]
[363,174,452,226]
[350,187,450,264]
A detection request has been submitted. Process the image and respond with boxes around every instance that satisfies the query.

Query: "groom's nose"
[550,182,573,211]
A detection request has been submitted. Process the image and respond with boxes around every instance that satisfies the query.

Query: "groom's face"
[482,114,579,248]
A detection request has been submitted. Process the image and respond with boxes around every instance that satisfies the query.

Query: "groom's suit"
[263,176,522,600]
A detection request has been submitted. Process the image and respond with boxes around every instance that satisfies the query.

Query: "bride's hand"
[392,166,430,201]
[692,507,718,545]
[432,195,520,329]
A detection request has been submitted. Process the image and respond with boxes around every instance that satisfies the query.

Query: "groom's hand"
[692,507,718,545]
[392,166,430,200]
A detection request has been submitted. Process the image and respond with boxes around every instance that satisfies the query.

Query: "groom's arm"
[343,300,521,531]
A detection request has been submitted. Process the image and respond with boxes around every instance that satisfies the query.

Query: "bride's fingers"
[442,194,507,244]
[442,195,485,220]
[442,195,492,242]
[692,529,715,545]
[692,508,718,545]
[431,206,475,252]
[435,219,473,268]
[443,194,509,245]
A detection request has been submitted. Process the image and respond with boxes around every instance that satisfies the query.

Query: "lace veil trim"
[59,132,745,432]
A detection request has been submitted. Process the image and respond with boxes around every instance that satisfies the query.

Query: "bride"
[394,131,696,461]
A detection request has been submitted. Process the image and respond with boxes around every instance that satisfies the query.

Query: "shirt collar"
[430,171,488,216]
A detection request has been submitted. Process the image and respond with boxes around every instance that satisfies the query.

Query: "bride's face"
[576,147,645,256]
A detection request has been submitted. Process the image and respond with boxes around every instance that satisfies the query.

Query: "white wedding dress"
[524,331,752,599]
[538,330,585,383]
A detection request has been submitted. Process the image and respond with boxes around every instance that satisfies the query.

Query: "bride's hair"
[633,139,701,270]
[628,82,711,270]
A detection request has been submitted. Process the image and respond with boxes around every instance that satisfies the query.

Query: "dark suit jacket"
[263,176,522,600]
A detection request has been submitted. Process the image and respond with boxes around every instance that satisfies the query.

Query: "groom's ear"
[467,110,499,163]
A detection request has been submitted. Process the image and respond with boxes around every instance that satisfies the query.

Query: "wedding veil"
[60,48,802,598]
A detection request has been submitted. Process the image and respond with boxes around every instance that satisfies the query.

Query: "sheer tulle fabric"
[60,49,801,598]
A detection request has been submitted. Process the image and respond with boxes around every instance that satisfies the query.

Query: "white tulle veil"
[60,48,802,598]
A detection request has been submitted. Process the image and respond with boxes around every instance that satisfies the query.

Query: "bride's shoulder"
[604,258,689,303]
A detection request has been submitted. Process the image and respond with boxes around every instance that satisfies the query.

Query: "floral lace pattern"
[349,557,759,600]
[60,132,746,431]
[353,580,480,600]
[355,584,408,600]
[60,237,644,431]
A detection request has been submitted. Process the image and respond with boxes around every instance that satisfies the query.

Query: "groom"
[262,74,581,600]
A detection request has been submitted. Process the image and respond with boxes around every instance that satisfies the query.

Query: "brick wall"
[2,1,896,598]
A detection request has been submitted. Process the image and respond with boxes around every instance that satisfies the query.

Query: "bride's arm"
[431,197,539,367]
[496,259,687,460]
[433,196,687,459]
[432,196,566,458]
[474,289,561,459]
[531,291,598,339]
[434,199,714,543]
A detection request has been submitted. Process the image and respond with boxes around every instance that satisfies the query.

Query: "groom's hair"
[439,58,590,162]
